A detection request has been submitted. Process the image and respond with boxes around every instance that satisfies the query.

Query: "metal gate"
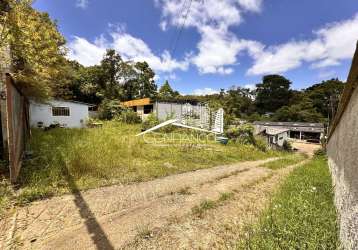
[1,73,30,183]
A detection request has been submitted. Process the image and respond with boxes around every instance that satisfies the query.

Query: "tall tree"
[224,87,255,118]
[304,78,344,120]
[70,64,107,104]
[100,49,124,100]
[1,0,68,99]
[255,75,292,114]
[158,80,179,100]
[133,61,157,99]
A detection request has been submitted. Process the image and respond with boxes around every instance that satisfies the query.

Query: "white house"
[30,100,95,128]
[263,127,289,148]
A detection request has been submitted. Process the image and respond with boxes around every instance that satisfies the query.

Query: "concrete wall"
[30,100,89,128]
[327,85,358,249]
[327,43,358,250]
[155,102,182,121]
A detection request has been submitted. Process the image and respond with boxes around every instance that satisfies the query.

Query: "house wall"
[276,132,288,147]
[30,100,89,128]
[327,80,358,250]
[267,132,288,147]
[136,105,144,119]
[155,102,182,121]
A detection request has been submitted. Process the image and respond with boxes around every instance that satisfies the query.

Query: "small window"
[143,105,153,114]
[52,107,70,116]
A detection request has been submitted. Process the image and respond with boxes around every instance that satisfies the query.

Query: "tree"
[69,64,107,104]
[100,49,124,100]
[273,97,324,123]
[133,61,157,99]
[158,80,179,100]
[304,78,344,120]
[224,87,255,118]
[255,75,292,114]
[1,0,68,99]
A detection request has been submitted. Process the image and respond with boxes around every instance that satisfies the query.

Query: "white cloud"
[76,0,89,9]
[68,37,106,66]
[318,70,336,79]
[237,0,263,12]
[244,84,256,90]
[192,26,241,74]
[192,87,219,96]
[159,21,168,31]
[311,58,340,69]
[157,0,263,75]
[247,14,358,75]
[67,29,189,73]
[153,75,161,81]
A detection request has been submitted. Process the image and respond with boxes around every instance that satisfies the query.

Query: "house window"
[52,107,70,116]
[143,105,153,114]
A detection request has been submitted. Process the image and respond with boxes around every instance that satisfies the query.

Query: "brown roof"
[121,98,151,107]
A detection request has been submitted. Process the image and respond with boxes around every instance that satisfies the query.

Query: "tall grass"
[258,153,307,170]
[238,156,340,249]
[16,121,281,203]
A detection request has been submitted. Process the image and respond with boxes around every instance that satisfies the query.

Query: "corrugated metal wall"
[3,74,30,183]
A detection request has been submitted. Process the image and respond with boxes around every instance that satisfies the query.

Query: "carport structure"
[253,121,325,143]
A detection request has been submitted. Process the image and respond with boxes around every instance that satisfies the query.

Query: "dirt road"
[291,141,321,156]
[0,157,307,249]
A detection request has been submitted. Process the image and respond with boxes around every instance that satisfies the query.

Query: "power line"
[167,0,188,52]
[169,0,193,57]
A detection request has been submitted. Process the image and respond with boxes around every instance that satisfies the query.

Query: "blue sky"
[33,0,358,95]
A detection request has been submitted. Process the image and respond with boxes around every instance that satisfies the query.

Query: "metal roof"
[265,128,289,135]
[253,121,324,128]
[30,99,96,107]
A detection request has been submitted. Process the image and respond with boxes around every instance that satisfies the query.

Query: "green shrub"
[115,109,141,124]
[254,136,268,152]
[98,99,123,120]
[86,117,103,127]
[142,113,160,131]
[226,124,256,145]
[282,140,292,151]
[314,148,326,157]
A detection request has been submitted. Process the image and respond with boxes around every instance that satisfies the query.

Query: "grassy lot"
[11,121,282,204]
[238,156,340,249]
[258,153,307,170]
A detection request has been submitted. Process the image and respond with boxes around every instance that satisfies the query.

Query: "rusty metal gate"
[1,73,30,183]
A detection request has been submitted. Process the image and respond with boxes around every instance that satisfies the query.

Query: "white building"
[263,127,289,148]
[122,98,224,133]
[30,100,95,128]
[253,121,324,143]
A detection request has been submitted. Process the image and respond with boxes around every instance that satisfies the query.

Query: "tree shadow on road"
[61,165,115,250]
